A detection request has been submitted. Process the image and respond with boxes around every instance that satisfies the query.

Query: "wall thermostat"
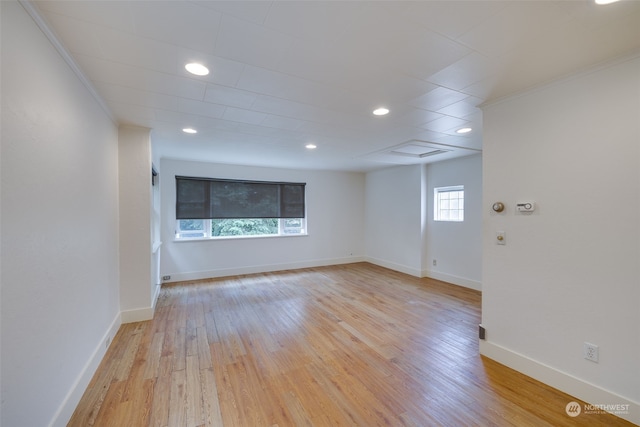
[516,202,535,212]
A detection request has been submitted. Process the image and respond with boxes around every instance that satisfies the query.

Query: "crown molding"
[19,0,117,124]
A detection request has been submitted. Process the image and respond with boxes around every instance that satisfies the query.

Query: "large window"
[175,176,306,240]
[434,185,464,222]
[176,218,305,239]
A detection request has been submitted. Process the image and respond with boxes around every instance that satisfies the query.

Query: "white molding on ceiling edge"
[481,49,640,110]
[19,0,117,125]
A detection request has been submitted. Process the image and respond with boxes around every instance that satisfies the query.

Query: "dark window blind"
[176,176,305,220]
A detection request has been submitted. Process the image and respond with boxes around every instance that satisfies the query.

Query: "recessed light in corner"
[373,107,390,116]
[185,62,209,76]
[305,143,317,150]
[182,128,197,134]
[456,127,472,134]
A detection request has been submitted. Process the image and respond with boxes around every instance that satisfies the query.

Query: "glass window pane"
[434,186,464,222]
[179,219,203,230]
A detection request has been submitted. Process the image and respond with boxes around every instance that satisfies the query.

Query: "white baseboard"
[50,312,122,427]
[364,256,422,278]
[422,269,482,291]
[51,284,163,425]
[480,340,640,425]
[152,283,161,308]
[364,258,482,292]
[120,306,155,323]
[164,256,365,283]
[120,284,162,323]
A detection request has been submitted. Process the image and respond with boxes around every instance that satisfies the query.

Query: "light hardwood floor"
[69,263,633,426]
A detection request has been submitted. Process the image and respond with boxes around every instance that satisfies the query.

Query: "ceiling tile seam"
[234,63,378,112]
[70,52,210,101]
[209,4,224,62]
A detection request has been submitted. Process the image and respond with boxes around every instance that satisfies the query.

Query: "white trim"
[422,269,482,291]
[49,312,122,427]
[481,49,640,110]
[152,283,162,308]
[121,306,155,323]
[434,185,464,222]
[50,282,163,424]
[174,232,308,243]
[19,0,116,124]
[121,281,162,324]
[174,218,307,241]
[364,256,422,278]
[164,256,365,283]
[364,258,482,291]
[480,341,640,425]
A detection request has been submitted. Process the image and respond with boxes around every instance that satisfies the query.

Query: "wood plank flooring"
[68,263,634,426]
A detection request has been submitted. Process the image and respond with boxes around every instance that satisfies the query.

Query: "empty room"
[1,0,639,426]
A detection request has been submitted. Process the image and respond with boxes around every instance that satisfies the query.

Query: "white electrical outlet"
[432,259,437,266]
[583,342,599,363]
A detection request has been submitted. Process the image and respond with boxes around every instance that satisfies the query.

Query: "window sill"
[174,233,308,243]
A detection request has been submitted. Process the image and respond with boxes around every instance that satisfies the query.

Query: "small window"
[434,186,464,222]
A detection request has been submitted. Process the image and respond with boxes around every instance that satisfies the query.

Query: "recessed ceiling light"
[373,107,390,116]
[456,127,472,134]
[185,62,209,76]
[305,143,317,149]
[182,128,197,134]
[595,0,619,4]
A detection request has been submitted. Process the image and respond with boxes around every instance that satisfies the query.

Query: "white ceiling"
[32,0,640,172]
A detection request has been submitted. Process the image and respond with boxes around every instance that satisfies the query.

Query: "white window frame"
[434,185,464,222]
[175,218,306,240]
[176,219,211,239]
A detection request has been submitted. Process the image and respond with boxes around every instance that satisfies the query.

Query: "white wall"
[481,56,640,424]
[364,165,424,276]
[118,126,156,322]
[1,2,120,426]
[363,159,482,288]
[424,154,482,290]
[151,137,162,292]
[160,159,365,281]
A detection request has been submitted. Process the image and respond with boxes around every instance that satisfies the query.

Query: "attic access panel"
[389,143,450,158]
[358,139,482,165]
